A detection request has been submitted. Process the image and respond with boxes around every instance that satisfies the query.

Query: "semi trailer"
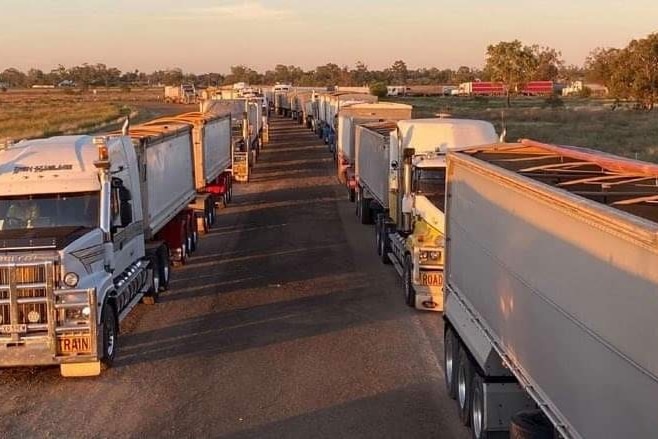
[354,118,498,311]
[443,140,658,438]
[335,102,413,196]
[316,92,378,149]
[140,112,234,232]
[164,84,198,104]
[0,121,201,376]
[204,98,263,182]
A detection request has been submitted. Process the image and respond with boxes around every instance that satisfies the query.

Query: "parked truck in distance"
[443,140,658,438]
[0,125,201,376]
[165,84,198,104]
[354,118,498,311]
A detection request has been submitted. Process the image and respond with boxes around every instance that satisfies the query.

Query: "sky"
[0,0,656,74]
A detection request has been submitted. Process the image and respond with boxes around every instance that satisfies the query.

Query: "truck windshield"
[413,168,446,211]
[0,192,99,232]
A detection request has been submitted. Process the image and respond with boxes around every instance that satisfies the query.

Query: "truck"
[316,92,378,151]
[335,102,413,199]
[164,84,198,104]
[458,82,506,96]
[140,112,234,231]
[521,80,554,96]
[204,98,262,182]
[442,139,658,438]
[0,122,200,376]
[353,118,498,311]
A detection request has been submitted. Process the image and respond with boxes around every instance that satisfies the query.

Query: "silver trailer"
[127,124,196,238]
[354,122,398,209]
[443,139,658,438]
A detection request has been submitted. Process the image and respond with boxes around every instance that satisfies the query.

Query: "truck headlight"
[419,250,442,264]
[63,272,79,288]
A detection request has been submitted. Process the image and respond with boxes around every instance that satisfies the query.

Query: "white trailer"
[142,112,234,229]
[335,102,413,192]
[443,139,658,438]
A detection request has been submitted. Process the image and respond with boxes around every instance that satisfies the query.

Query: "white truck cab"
[0,135,165,377]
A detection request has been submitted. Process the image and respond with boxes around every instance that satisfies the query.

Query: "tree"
[0,68,27,87]
[26,68,46,86]
[369,82,388,98]
[586,33,658,110]
[485,40,538,106]
[390,60,408,84]
[351,61,370,86]
[532,46,563,81]
[454,66,476,84]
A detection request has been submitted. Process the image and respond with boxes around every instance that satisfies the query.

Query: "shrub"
[577,86,592,98]
[369,82,388,98]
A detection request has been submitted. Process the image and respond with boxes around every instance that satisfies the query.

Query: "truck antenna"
[122,116,130,136]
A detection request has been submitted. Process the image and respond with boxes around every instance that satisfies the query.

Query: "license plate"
[419,271,444,287]
[0,324,27,334]
[58,336,92,354]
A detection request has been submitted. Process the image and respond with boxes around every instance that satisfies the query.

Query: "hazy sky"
[1,0,656,73]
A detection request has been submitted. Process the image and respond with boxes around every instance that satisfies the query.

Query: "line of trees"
[0,58,580,91]
[1,31,656,108]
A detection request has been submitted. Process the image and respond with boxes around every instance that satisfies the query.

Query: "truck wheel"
[403,254,416,307]
[379,230,391,264]
[348,187,355,202]
[510,410,554,439]
[158,246,171,291]
[375,217,382,255]
[355,189,362,218]
[101,304,118,369]
[444,325,459,399]
[143,256,160,305]
[457,346,474,426]
[360,196,372,225]
[471,373,488,439]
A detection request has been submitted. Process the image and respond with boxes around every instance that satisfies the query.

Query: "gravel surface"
[0,116,470,439]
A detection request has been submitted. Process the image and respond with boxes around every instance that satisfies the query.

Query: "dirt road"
[0,117,469,439]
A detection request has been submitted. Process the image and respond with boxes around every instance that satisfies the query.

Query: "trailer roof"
[143,112,229,127]
[110,122,191,142]
[357,121,398,136]
[461,139,658,222]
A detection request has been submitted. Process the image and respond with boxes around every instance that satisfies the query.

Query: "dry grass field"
[0,88,165,141]
[389,96,658,162]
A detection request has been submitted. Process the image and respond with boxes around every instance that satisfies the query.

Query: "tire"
[101,304,118,369]
[510,410,555,439]
[403,254,416,307]
[375,218,382,256]
[457,346,474,426]
[471,373,488,439]
[444,325,459,400]
[360,195,372,225]
[158,246,171,291]
[378,224,391,265]
[355,189,361,218]
[143,256,160,305]
[348,187,355,202]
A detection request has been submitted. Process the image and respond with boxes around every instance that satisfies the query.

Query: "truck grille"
[0,262,55,338]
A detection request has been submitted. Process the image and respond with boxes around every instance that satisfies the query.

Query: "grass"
[0,88,162,141]
[386,96,658,162]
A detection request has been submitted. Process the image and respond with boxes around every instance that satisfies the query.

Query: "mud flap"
[60,361,101,377]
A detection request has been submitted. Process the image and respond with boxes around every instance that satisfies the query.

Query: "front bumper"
[413,284,444,312]
[0,338,99,367]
